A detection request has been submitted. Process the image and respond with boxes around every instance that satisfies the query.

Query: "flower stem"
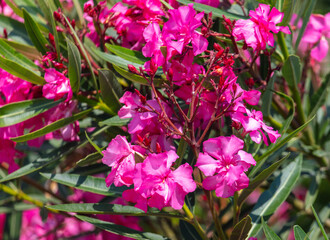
[277,32,289,60]
[182,203,208,240]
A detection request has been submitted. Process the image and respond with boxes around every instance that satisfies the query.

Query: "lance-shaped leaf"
[75,215,170,240]
[11,109,91,142]
[305,172,321,210]
[22,8,49,54]
[76,151,103,166]
[248,155,302,237]
[262,218,281,240]
[294,225,311,240]
[3,39,40,59]
[67,39,81,93]
[106,44,149,65]
[310,206,328,240]
[282,55,301,88]
[0,15,30,44]
[0,56,45,85]
[176,0,247,20]
[99,115,130,127]
[279,0,295,26]
[179,220,203,240]
[238,154,290,207]
[0,38,39,71]
[40,173,128,196]
[230,216,252,240]
[0,98,61,127]
[99,69,122,114]
[274,91,295,137]
[47,203,185,220]
[0,126,110,183]
[4,211,22,240]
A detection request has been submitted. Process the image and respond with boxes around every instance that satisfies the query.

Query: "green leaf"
[76,215,170,240]
[85,132,104,156]
[10,109,91,142]
[67,39,81,93]
[239,154,290,207]
[0,56,45,85]
[76,151,103,166]
[295,0,317,50]
[113,65,164,87]
[309,205,330,240]
[22,8,49,54]
[308,73,330,119]
[41,173,127,196]
[279,0,295,26]
[0,126,110,183]
[106,44,149,65]
[282,55,301,89]
[294,225,311,240]
[311,206,328,240]
[0,98,61,127]
[176,0,247,20]
[0,14,31,44]
[261,77,275,117]
[0,203,34,213]
[3,211,22,240]
[0,38,39,71]
[274,91,295,136]
[248,155,302,237]
[2,39,40,59]
[179,220,203,240]
[99,115,130,127]
[305,172,321,210]
[99,69,122,114]
[230,216,252,240]
[262,218,281,240]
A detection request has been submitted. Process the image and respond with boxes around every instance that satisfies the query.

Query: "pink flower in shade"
[233,4,291,51]
[163,4,208,56]
[231,107,281,145]
[123,151,196,212]
[102,135,141,187]
[0,214,5,240]
[301,13,330,62]
[0,139,21,173]
[195,0,220,8]
[43,68,72,101]
[196,135,256,198]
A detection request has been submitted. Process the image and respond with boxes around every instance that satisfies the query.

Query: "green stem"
[182,203,208,240]
[233,192,239,226]
[160,0,174,9]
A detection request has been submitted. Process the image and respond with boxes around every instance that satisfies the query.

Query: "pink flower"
[163,4,208,56]
[231,107,281,145]
[123,0,164,19]
[123,151,196,211]
[233,4,291,51]
[102,135,139,187]
[301,13,330,62]
[43,68,72,101]
[195,0,220,8]
[0,139,21,173]
[196,135,255,198]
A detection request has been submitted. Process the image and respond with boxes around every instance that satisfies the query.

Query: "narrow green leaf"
[308,73,330,119]
[113,65,164,87]
[282,55,301,88]
[248,155,302,237]
[0,56,45,85]
[261,77,275,117]
[0,126,110,183]
[0,14,31,44]
[308,205,330,240]
[2,39,40,59]
[22,8,49,54]
[99,115,130,127]
[76,151,102,166]
[4,211,22,240]
[294,225,311,240]
[0,38,38,70]
[0,203,34,214]
[41,173,127,196]
[3,0,23,17]
[10,109,91,142]
[262,218,281,240]
[99,69,122,113]
[0,98,61,127]
[63,16,98,92]
[279,0,295,26]
[305,172,321,210]
[274,91,295,136]
[106,44,149,65]
[67,39,81,93]
[239,154,290,206]
[76,215,170,240]
[179,220,202,240]
[85,132,104,156]
[230,216,252,240]
[176,0,247,20]
[311,206,328,240]
[295,0,317,50]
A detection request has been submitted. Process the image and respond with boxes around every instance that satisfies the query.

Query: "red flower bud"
[128,64,138,74]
